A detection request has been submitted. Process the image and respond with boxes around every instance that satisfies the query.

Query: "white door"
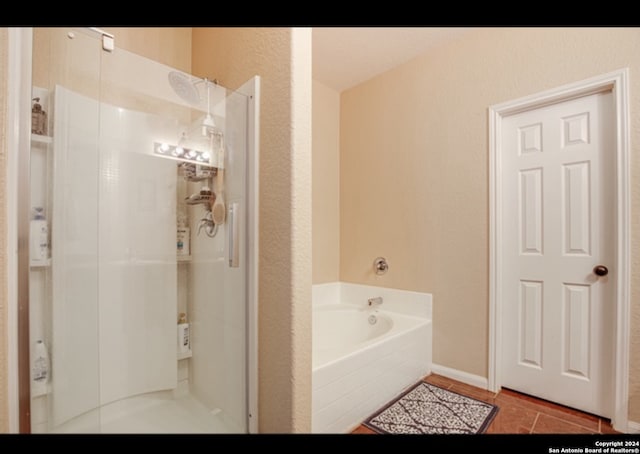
[501,90,615,417]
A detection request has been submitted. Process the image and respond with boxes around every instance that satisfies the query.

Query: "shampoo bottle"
[177,214,190,257]
[177,227,190,256]
[30,207,49,262]
[32,339,50,396]
[31,97,47,135]
[177,313,191,355]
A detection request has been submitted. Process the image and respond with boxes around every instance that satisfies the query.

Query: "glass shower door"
[30,27,103,433]
[28,27,251,434]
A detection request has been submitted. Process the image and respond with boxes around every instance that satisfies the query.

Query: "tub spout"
[368,297,383,307]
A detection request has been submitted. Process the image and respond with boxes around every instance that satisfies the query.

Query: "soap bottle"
[31,97,47,135]
[32,339,50,396]
[177,313,191,356]
[30,207,49,262]
[177,214,190,257]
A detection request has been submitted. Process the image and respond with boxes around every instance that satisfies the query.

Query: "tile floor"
[352,373,619,434]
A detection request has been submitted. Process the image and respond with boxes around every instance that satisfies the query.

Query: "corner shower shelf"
[30,259,51,268]
[31,134,53,145]
[31,382,52,398]
[178,350,193,360]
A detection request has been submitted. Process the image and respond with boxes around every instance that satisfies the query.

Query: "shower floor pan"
[46,391,242,434]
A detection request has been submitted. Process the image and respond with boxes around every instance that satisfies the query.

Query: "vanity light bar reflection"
[153,141,212,165]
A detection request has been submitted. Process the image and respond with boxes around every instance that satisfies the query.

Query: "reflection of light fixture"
[153,141,213,165]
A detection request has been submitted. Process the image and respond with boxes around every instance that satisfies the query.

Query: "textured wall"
[312,80,340,283]
[0,27,9,433]
[192,27,313,433]
[340,28,640,420]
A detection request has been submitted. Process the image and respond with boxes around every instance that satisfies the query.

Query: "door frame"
[488,69,630,431]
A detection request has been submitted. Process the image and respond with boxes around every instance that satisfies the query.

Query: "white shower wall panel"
[98,99,179,405]
[52,87,179,425]
[188,257,225,410]
[52,87,102,426]
[187,172,225,410]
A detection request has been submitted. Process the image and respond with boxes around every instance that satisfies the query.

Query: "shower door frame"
[6,27,260,434]
[7,26,34,434]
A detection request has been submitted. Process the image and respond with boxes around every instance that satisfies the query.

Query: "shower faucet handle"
[197,215,217,238]
[197,219,207,235]
[373,257,389,275]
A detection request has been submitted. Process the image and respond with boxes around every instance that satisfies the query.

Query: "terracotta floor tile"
[600,421,621,434]
[486,423,531,434]
[531,413,596,434]
[423,374,454,389]
[497,390,600,431]
[485,401,538,434]
[354,374,610,435]
[351,425,376,434]
[423,374,473,388]
[500,388,600,420]
[448,383,497,404]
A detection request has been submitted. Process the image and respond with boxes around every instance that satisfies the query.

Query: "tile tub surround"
[312,282,432,318]
[312,283,432,433]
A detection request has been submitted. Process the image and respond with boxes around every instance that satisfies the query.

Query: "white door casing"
[501,91,614,417]
[489,70,630,430]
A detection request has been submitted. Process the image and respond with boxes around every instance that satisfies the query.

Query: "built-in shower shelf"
[178,350,192,360]
[31,382,52,398]
[177,255,192,262]
[31,134,53,144]
[30,259,51,268]
[184,175,215,182]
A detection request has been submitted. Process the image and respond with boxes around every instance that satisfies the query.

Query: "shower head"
[168,71,201,105]
[169,72,221,139]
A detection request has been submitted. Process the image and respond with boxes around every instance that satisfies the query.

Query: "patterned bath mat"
[363,381,499,434]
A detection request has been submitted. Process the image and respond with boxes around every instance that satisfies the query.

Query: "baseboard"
[627,421,640,434]
[430,363,489,390]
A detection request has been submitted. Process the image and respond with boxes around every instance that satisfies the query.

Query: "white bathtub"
[312,282,432,433]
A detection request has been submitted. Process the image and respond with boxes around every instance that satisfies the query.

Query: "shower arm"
[206,79,211,120]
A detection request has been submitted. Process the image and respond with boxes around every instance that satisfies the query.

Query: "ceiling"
[312,27,474,92]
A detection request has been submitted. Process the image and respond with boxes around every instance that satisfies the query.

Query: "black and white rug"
[363,382,499,434]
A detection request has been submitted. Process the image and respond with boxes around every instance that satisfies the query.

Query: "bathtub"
[312,282,432,433]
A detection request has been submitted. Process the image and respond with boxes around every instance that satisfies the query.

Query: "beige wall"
[312,80,340,283]
[0,27,9,433]
[192,27,312,433]
[32,28,191,88]
[340,28,640,419]
[103,28,192,73]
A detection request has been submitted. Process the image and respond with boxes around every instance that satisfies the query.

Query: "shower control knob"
[593,265,608,277]
[374,257,389,275]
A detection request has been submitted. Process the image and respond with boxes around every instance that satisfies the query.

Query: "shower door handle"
[228,202,240,268]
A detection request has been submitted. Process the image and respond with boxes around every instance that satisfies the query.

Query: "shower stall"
[10,28,259,433]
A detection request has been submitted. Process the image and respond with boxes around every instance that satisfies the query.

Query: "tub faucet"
[368,297,383,307]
